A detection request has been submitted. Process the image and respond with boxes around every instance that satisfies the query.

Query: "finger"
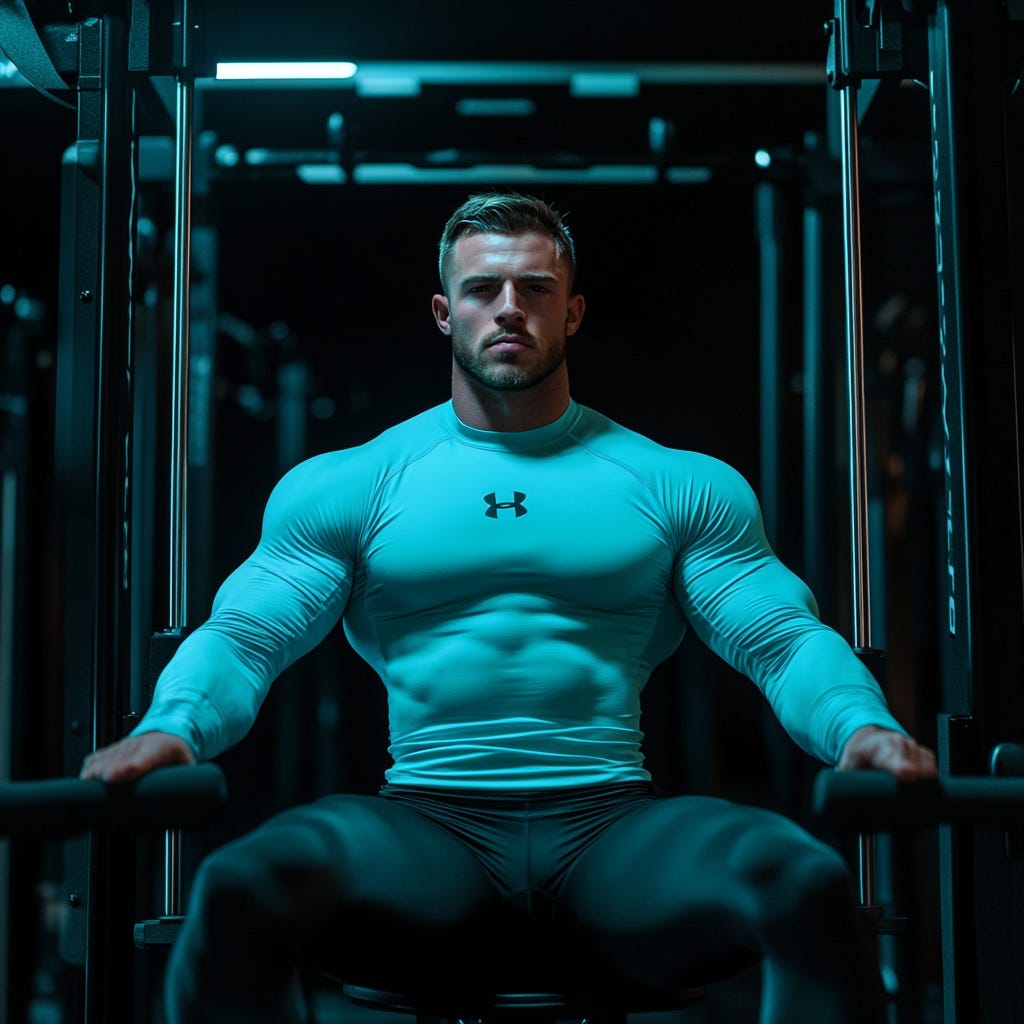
[102,743,190,784]
[80,749,141,784]
[79,741,132,781]
[878,739,937,781]
[79,749,109,781]
[79,736,193,783]
[892,744,938,781]
[838,732,937,779]
[837,743,877,772]
[102,756,152,784]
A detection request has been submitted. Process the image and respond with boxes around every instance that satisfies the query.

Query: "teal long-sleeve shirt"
[133,399,904,788]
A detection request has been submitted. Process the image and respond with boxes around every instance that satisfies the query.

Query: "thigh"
[553,795,835,987]
[194,793,503,978]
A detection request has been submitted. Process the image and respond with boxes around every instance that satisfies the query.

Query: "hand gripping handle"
[0,763,226,838]
[813,769,1024,833]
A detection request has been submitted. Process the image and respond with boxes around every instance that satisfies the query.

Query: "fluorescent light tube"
[215,62,358,81]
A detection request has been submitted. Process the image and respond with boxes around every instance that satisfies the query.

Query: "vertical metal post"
[0,469,15,1021]
[165,0,195,921]
[801,168,844,632]
[757,182,782,549]
[51,8,135,1019]
[839,83,873,653]
[927,2,1024,1019]
[170,0,193,635]
[837,80,878,910]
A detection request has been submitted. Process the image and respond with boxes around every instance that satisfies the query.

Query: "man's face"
[432,231,585,393]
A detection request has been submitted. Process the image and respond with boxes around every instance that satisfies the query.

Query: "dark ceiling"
[202,2,835,65]
[190,3,839,184]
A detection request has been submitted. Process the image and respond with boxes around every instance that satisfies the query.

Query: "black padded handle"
[991,742,1024,778]
[0,764,227,838]
[813,770,1024,833]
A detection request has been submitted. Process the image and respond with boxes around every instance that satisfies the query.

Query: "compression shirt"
[133,399,904,788]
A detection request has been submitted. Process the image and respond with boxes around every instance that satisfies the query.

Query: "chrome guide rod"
[839,80,878,911]
[169,6,194,634]
[166,0,195,919]
[840,82,873,653]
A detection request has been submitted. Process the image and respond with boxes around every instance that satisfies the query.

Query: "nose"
[495,282,525,326]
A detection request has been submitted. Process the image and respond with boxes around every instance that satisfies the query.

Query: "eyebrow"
[458,272,560,287]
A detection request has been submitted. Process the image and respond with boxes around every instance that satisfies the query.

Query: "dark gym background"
[0,2,974,1022]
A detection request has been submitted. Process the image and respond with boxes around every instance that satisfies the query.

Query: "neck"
[451,366,570,432]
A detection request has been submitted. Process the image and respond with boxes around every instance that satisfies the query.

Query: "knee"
[784,842,853,909]
[190,847,282,931]
[731,824,854,922]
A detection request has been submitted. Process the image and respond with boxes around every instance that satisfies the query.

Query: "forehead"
[451,231,568,280]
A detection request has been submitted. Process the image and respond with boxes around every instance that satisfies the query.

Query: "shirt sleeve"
[671,457,906,765]
[130,455,356,760]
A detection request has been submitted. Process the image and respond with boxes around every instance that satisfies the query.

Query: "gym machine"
[0,1,210,1020]
[819,2,1024,1022]
[0,765,227,839]
[1,1,1023,1022]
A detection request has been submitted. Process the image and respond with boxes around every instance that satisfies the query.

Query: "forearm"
[764,629,906,765]
[130,453,356,760]
[131,628,272,760]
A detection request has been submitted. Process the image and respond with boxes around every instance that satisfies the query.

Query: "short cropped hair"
[438,192,577,294]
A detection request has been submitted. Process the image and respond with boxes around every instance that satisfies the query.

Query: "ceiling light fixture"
[215,62,358,81]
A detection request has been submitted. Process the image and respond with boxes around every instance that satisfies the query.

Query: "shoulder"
[569,404,764,548]
[572,405,757,500]
[263,404,450,524]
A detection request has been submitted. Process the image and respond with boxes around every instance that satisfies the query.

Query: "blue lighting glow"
[215,145,241,167]
[755,149,772,168]
[215,62,358,81]
[296,165,348,185]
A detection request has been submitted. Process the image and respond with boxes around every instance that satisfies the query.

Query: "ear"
[565,293,585,337]
[432,293,452,336]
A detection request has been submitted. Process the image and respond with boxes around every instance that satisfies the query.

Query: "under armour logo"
[484,491,528,518]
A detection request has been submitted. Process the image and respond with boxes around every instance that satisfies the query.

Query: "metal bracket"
[826,0,930,90]
[134,914,184,948]
[990,743,1024,857]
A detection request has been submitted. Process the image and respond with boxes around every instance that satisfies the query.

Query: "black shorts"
[167,781,879,1024]
[379,780,658,917]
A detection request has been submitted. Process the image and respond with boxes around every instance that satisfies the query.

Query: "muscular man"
[82,193,936,1024]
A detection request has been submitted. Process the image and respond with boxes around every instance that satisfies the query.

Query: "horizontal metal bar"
[815,770,1024,832]
[233,160,717,186]
[200,60,825,90]
[2,55,825,92]
[0,765,227,838]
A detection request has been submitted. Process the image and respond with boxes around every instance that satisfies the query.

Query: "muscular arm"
[673,460,926,770]
[82,456,356,779]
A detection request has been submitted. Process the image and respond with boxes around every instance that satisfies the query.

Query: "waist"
[384,718,650,790]
[379,778,657,811]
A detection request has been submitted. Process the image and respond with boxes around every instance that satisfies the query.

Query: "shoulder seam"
[377,435,451,494]
[567,411,664,498]
[356,433,451,552]
[571,433,659,497]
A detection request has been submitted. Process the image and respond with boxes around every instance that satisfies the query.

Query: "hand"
[838,725,938,781]
[80,731,196,784]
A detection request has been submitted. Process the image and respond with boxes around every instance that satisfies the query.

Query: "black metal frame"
[52,9,138,1023]
[4,0,1020,1019]
[48,3,192,1021]
[820,1,1024,1020]
[927,3,1024,1020]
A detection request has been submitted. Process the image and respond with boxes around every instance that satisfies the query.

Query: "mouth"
[486,333,532,352]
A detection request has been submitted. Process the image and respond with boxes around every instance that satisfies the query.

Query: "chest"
[358,445,677,615]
